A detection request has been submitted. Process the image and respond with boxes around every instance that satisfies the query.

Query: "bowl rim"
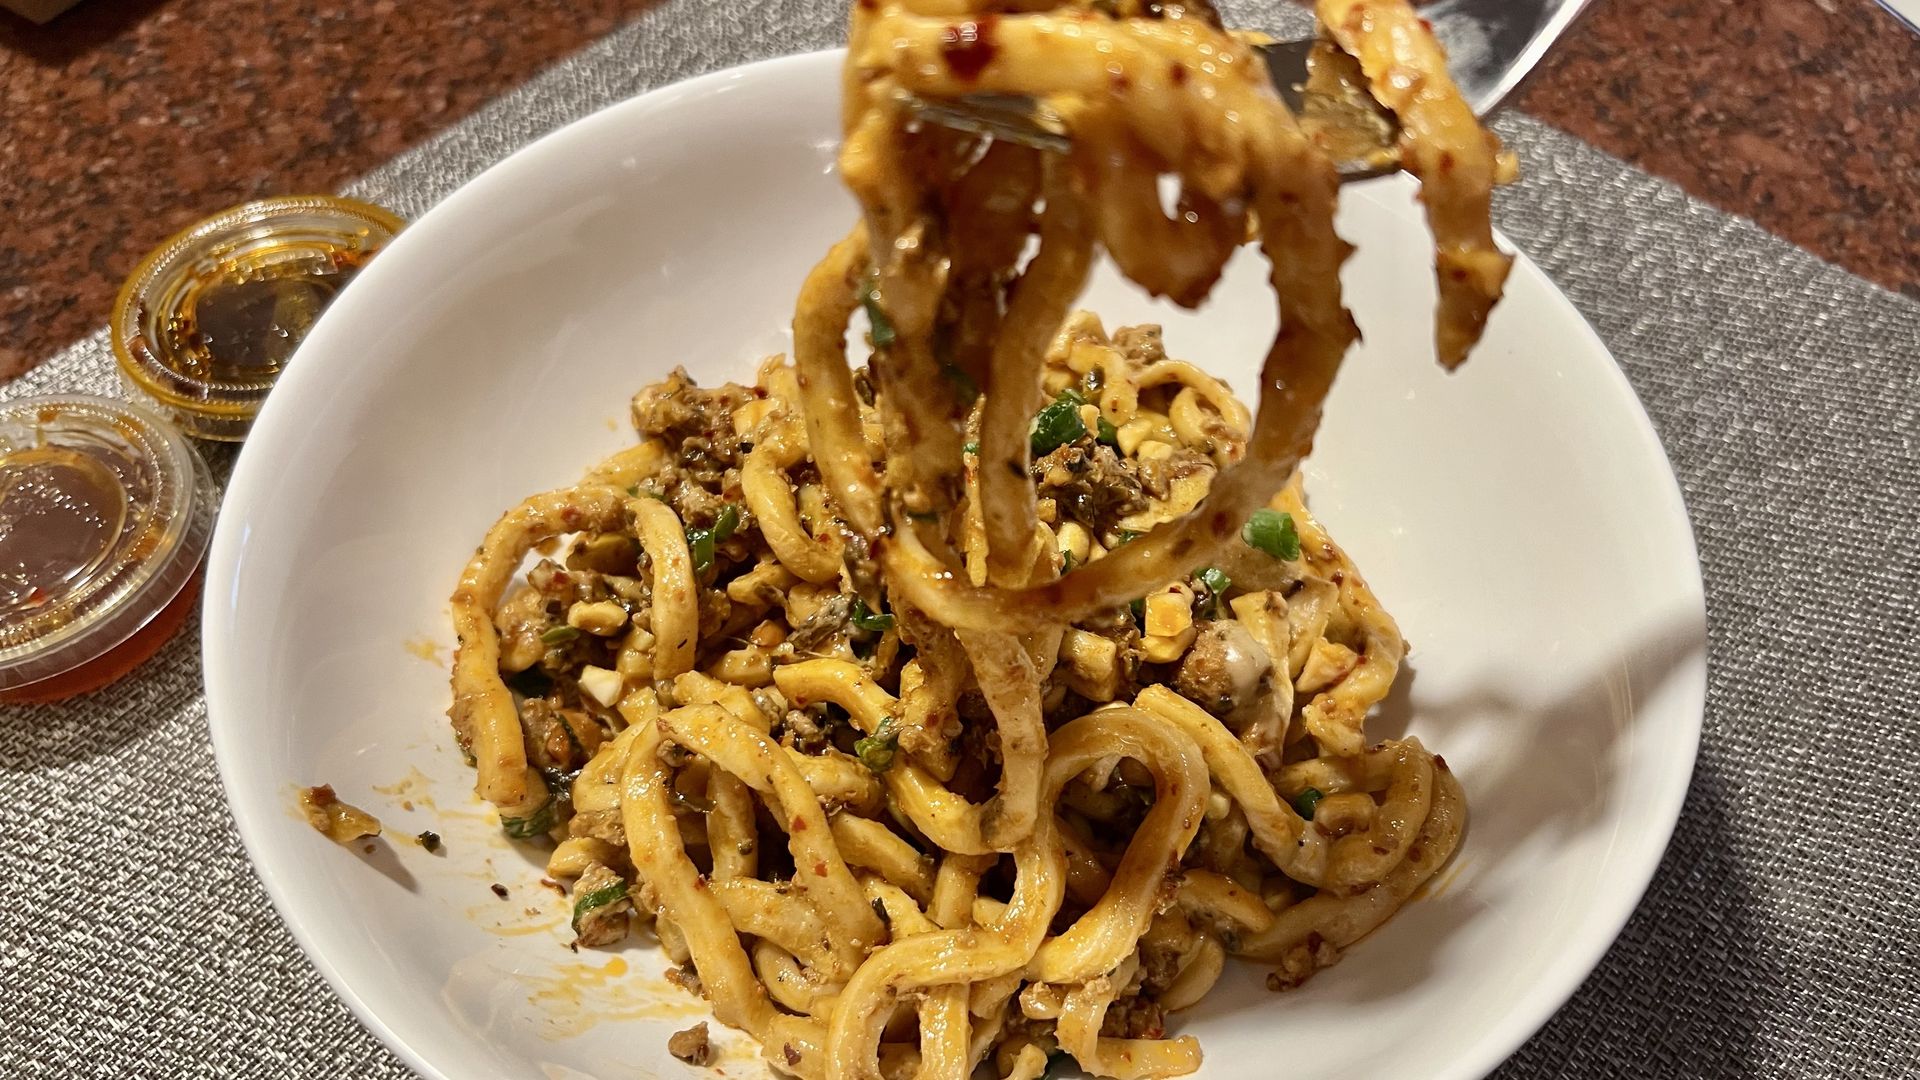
[203,47,1706,1080]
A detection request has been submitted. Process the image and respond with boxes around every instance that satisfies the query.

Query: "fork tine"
[896,90,1069,153]
[1254,38,1317,114]
[898,35,1402,180]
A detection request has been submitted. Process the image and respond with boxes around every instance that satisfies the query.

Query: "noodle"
[434,1,1506,1075]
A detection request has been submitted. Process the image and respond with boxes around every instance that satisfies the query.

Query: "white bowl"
[204,49,1706,1080]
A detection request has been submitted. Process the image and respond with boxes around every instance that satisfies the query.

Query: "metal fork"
[904,0,1595,180]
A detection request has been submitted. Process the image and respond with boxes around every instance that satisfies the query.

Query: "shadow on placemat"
[1499,756,1774,1077]
[0,612,208,772]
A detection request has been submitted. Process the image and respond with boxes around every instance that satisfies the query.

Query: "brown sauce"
[156,245,373,384]
[0,444,128,632]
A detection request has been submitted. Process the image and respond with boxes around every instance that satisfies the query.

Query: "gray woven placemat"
[4,1,1917,1076]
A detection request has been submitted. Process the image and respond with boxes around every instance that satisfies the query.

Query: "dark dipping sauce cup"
[112,195,403,441]
[0,396,216,702]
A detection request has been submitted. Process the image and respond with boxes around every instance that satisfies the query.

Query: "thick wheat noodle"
[872,120,1356,633]
[1316,0,1513,368]
[711,877,850,980]
[1076,104,1244,306]
[898,659,962,780]
[675,669,773,730]
[856,878,973,1080]
[1226,589,1295,761]
[580,439,667,489]
[1144,684,1436,887]
[791,224,885,537]
[708,768,759,881]
[1028,707,1208,983]
[829,813,935,903]
[1056,955,1204,1080]
[955,629,1050,849]
[655,703,886,953]
[1275,743,1405,797]
[813,2,1357,632]
[979,160,1093,583]
[743,417,844,584]
[1319,741,1435,892]
[1139,360,1252,437]
[754,939,842,1016]
[1175,869,1276,933]
[1157,933,1227,1012]
[822,825,1061,1080]
[450,484,626,810]
[1288,491,1408,755]
[1234,756,1466,963]
[630,497,699,679]
[773,659,1036,856]
[825,706,1196,1080]
[789,748,885,816]
[941,141,1043,397]
[616,716,831,1074]
[869,259,964,516]
[916,855,993,1080]
[1133,685,1329,884]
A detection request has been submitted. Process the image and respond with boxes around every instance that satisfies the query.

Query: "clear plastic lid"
[0,395,215,692]
[112,195,403,442]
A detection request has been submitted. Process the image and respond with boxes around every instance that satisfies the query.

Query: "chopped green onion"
[854,718,900,774]
[685,503,741,575]
[1112,529,1143,546]
[570,880,630,930]
[1030,389,1089,455]
[962,441,980,456]
[850,598,896,633]
[501,799,556,839]
[859,276,896,349]
[625,483,640,497]
[1242,508,1301,561]
[504,667,553,698]
[540,625,580,646]
[1096,415,1119,446]
[1196,566,1231,617]
[1129,597,1145,621]
[1060,549,1076,574]
[1292,787,1324,820]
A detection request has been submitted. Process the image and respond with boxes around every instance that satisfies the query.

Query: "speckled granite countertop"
[2,0,1915,380]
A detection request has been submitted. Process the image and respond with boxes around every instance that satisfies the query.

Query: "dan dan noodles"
[441,1,1506,1076]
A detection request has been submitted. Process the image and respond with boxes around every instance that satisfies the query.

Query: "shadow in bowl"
[1374,611,1703,867]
